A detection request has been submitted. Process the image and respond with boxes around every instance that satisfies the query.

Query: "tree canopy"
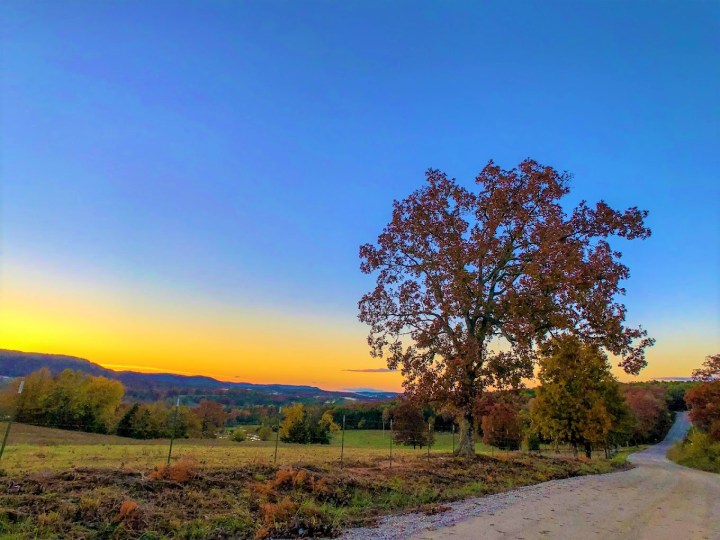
[687,354,720,441]
[3,368,124,434]
[692,353,720,382]
[359,159,652,455]
[530,336,630,457]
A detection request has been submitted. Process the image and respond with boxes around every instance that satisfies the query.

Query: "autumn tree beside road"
[359,159,653,456]
[530,337,631,457]
[687,354,720,440]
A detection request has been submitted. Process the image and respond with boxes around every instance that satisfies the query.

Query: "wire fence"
[0,412,621,475]
[0,379,626,473]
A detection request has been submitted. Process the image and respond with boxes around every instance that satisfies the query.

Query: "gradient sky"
[1,1,718,391]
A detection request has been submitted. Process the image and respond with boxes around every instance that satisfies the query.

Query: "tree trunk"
[584,442,592,459]
[455,413,475,457]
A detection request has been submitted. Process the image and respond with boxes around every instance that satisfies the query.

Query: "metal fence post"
[389,419,393,469]
[427,422,431,464]
[274,407,282,464]
[340,414,346,469]
[167,396,180,466]
[0,380,24,461]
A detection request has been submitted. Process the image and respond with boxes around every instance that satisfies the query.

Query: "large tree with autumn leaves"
[359,159,653,456]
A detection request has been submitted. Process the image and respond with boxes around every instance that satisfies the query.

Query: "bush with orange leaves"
[686,381,720,441]
[147,456,197,482]
[252,467,348,538]
[113,498,145,530]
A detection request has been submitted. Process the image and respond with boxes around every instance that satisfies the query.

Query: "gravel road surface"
[340,413,719,540]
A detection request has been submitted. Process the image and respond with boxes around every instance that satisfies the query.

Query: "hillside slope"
[0,349,396,403]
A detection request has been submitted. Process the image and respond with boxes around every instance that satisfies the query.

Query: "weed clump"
[148,457,197,482]
[113,498,146,531]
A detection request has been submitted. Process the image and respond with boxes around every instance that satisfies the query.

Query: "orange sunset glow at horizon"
[1,259,715,393]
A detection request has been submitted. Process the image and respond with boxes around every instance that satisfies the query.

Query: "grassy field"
[0,423,500,473]
[0,423,637,538]
[0,447,631,539]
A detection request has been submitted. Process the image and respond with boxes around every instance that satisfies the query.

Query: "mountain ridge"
[0,349,397,401]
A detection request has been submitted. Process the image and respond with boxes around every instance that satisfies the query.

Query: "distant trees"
[279,404,337,444]
[685,383,720,440]
[2,362,693,455]
[663,381,695,411]
[280,404,309,443]
[530,337,630,458]
[330,402,389,430]
[477,393,524,450]
[359,160,652,456]
[686,355,720,441]
[231,427,247,442]
[0,368,124,434]
[115,402,201,439]
[195,400,228,438]
[622,386,672,444]
[391,400,433,449]
[692,353,720,382]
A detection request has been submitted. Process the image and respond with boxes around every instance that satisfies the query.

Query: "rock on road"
[340,413,719,540]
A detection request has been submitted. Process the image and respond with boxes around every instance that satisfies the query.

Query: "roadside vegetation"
[668,354,720,474]
[668,429,720,474]
[0,450,632,539]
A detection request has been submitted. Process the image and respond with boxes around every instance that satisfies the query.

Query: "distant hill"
[0,349,396,404]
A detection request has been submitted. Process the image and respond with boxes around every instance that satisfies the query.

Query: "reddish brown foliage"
[686,381,720,441]
[148,456,197,482]
[359,159,652,455]
[481,402,522,450]
[692,353,720,382]
[623,386,670,443]
[113,498,144,530]
[391,399,432,448]
[477,393,525,450]
[194,400,228,437]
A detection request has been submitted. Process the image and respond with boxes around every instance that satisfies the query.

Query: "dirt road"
[342,413,720,540]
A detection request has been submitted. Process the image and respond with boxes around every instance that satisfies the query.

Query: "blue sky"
[1,1,718,388]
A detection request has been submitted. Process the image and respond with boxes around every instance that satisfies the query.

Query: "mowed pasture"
[0,423,499,473]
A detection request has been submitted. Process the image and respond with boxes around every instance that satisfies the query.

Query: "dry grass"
[147,457,198,482]
[0,422,506,473]
[0,451,630,539]
[0,423,634,538]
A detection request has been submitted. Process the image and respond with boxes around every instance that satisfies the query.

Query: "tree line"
[0,368,229,439]
[0,351,696,454]
[686,354,720,441]
[273,338,691,455]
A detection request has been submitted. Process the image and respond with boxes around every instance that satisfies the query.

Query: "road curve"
[341,413,720,540]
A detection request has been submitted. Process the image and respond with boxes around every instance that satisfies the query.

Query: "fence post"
[389,419,393,469]
[0,380,24,461]
[340,415,346,469]
[427,422,431,464]
[274,407,282,464]
[166,397,180,465]
[452,424,455,455]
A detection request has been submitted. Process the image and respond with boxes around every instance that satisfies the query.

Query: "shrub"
[525,432,541,452]
[231,428,247,442]
[113,498,145,531]
[481,402,522,450]
[668,428,720,473]
[148,457,197,482]
[258,426,273,441]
